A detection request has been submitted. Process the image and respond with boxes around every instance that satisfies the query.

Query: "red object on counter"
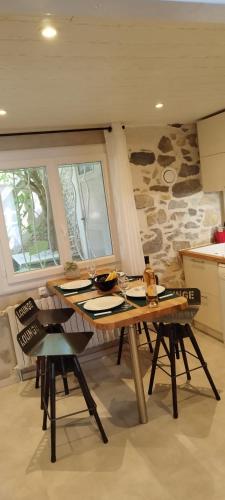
[214,229,225,243]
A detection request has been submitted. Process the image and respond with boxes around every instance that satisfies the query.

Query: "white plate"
[83,295,124,312]
[126,285,165,298]
[60,279,92,290]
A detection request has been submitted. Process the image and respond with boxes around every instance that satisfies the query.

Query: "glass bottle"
[143,256,158,308]
[143,255,153,283]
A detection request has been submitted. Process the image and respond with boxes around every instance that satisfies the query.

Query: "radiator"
[6,295,119,371]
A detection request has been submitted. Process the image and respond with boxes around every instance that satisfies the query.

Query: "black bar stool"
[15,297,74,395]
[17,320,108,463]
[148,288,220,418]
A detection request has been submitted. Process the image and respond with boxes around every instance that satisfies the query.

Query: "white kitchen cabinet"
[197,112,225,192]
[200,154,225,192]
[197,113,225,157]
[183,256,222,335]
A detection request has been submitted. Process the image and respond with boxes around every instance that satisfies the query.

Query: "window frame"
[0,144,118,295]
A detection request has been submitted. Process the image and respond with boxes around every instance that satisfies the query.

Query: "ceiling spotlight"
[155,103,164,109]
[41,26,57,39]
[0,109,7,116]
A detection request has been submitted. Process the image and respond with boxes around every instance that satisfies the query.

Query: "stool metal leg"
[40,356,46,410]
[186,324,220,401]
[153,322,170,359]
[50,360,56,463]
[148,329,162,395]
[169,326,178,419]
[143,322,154,354]
[42,358,50,431]
[179,335,191,381]
[60,357,69,396]
[35,357,40,388]
[175,341,180,360]
[73,357,108,444]
[137,323,142,335]
[161,338,170,359]
[117,327,125,365]
[73,357,95,416]
[91,407,108,444]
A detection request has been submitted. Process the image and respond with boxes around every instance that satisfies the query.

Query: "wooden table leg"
[128,324,148,424]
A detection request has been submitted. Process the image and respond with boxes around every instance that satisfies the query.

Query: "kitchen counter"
[180,243,225,264]
[180,243,225,341]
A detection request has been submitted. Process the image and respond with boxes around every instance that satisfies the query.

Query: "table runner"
[74,298,135,319]
[124,290,177,308]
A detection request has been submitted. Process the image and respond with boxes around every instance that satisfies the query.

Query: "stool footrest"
[156,363,205,379]
[54,408,91,422]
[56,385,80,396]
[137,340,156,349]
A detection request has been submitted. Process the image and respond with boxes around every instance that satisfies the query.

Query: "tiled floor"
[1,329,225,500]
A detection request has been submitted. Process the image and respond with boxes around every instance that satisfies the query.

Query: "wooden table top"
[47,276,187,331]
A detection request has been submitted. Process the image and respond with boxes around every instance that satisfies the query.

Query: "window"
[58,161,112,261]
[0,145,116,294]
[0,166,59,273]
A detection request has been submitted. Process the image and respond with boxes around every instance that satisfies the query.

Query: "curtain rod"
[199,108,225,121]
[0,125,112,138]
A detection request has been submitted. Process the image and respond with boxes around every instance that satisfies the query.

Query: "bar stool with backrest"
[17,319,108,462]
[148,288,220,418]
[15,297,75,395]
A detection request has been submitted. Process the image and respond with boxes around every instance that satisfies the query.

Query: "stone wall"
[126,124,221,286]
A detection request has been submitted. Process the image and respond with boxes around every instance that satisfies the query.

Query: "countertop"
[180,243,225,264]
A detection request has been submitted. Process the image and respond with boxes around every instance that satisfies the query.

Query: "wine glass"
[87,259,96,281]
[118,272,129,303]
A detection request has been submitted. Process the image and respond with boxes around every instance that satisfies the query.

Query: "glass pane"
[0,167,60,273]
[58,161,112,260]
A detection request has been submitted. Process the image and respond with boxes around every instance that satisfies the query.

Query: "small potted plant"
[64,261,80,279]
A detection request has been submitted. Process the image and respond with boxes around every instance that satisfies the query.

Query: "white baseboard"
[194,320,224,343]
[0,371,20,388]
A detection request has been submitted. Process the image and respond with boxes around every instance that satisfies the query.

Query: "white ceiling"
[1,1,225,132]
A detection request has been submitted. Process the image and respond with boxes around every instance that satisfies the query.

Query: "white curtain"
[105,123,144,275]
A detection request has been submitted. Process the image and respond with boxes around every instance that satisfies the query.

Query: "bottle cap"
[144,255,150,265]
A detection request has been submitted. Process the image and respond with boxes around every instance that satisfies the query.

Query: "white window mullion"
[0,195,15,277]
[47,160,72,265]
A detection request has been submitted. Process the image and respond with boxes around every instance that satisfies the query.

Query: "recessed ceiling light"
[41,26,57,39]
[155,103,164,109]
[0,109,7,116]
